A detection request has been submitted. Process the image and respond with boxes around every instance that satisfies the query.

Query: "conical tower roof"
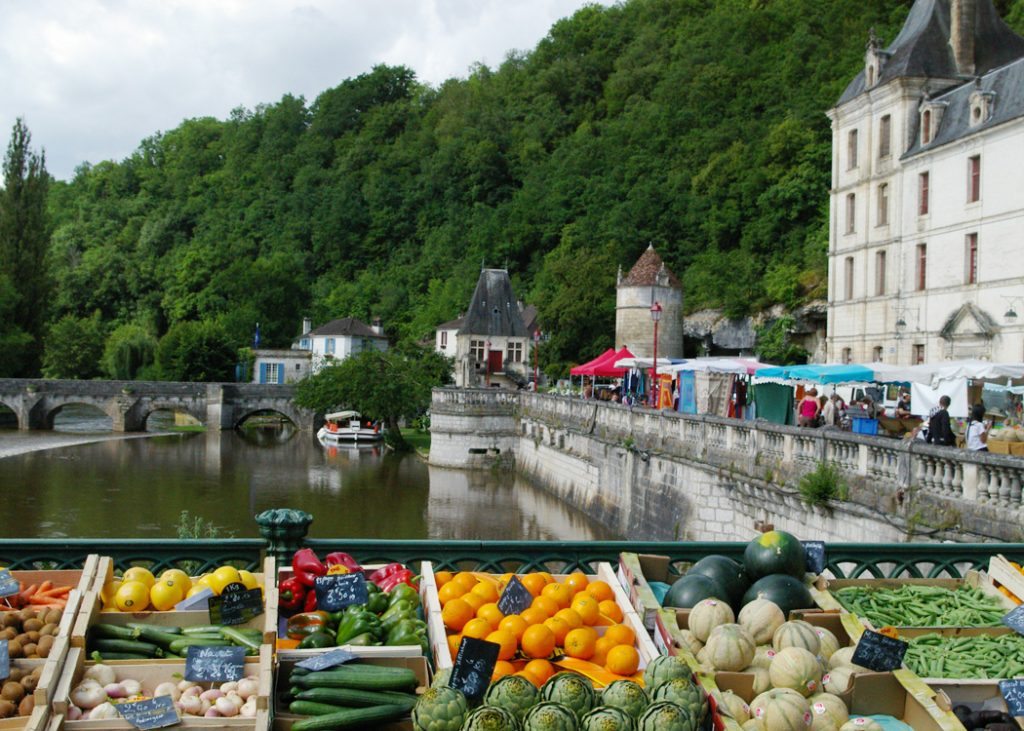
[621,245,681,288]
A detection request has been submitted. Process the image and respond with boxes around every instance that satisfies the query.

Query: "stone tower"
[615,245,683,359]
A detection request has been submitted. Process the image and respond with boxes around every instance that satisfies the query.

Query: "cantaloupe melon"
[814,627,840,661]
[807,692,849,731]
[750,688,813,730]
[711,689,751,724]
[689,598,735,643]
[822,667,856,695]
[739,598,786,644]
[769,647,823,697]
[827,647,866,672]
[839,718,883,731]
[705,623,756,672]
[746,665,772,695]
[750,645,778,669]
[773,620,821,654]
[677,628,704,655]
[743,720,766,730]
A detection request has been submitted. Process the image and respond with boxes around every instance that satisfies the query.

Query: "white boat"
[317,411,383,443]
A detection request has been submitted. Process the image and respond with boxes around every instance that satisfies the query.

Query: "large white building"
[827,0,1024,365]
[251,316,387,383]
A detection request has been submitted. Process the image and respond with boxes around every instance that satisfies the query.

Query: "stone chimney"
[302,317,312,335]
[951,0,977,75]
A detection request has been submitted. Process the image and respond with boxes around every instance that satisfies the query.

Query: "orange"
[524,659,555,684]
[571,594,601,625]
[599,599,624,624]
[555,608,583,629]
[515,670,542,687]
[462,618,493,641]
[521,574,547,597]
[471,581,499,604]
[434,570,453,588]
[499,615,529,641]
[592,635,617,667]
[603,624,636,647]
[438,581,466,606]
[453,572,479,593]
[521,623,556,659]
[497,573,514,590]
[541,582,574,609]
[563,571,589,594]
[442,598,474,632]
[460,592,486,613]
[519,607,548,627]
[492,660,516,681]
[543,616,571,645]
[485,629,517,661]
[477,602,505,629]
[530,596,559,618]
[447,633,462,658]
[605,645,640,676]
[563,627,597,660]
[536,571,555,585]
[586,580,615,602]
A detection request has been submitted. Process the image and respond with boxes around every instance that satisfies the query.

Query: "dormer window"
[921,110,931,144]
[864,29,888,89]
[919,100,946,144]
[969,91,995,127]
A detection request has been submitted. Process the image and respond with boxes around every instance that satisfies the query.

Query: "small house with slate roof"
[827,0,1024,364]
[251,316,388,383]
[615,245,683,360]
[439,269,533,388]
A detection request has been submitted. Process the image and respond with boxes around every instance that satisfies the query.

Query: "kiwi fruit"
[21,618,42,633]
[0,683,23,703]
[20,674,38,693]
[0,699,14,718]
[6,640,22,658]
[20,644,36,659]
[17,695,33,716]
[43,609,62,625]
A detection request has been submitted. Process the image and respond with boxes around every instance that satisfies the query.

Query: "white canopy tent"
[656,357,769,376]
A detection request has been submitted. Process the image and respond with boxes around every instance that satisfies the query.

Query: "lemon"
[207,566,243,595]
[194,574,211,588]
[100,579,122,608]
[122,567,156,588]
[115,580,151,612]
[186,584,210,598]
[150,579,186,611]
[160,569,192,593]
[238,570,259,590]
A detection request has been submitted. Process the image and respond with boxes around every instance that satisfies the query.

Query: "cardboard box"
[272,654,428,731]
[422,562,657,674]
[49,643,272,730]
[989,554,1024,602]
[73,557,278,648]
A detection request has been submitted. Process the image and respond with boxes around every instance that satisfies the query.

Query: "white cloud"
[0,0,604,180]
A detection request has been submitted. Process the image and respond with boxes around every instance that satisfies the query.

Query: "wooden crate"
[72,557,278,648]
[989,553,1024,602]
[0,706,48,731]
[272,655,428,731]
[49,643,272,730]
[0,641,68,731]
[91,557,274,598]
[421,562,657,675]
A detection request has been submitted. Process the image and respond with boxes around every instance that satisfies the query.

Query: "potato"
[21,618,42,633]
[17,695,33,717]
[43,609,62,625]
[6,640,22,658]
[21,643,36,658]
[0,683,23,703]
[0,699,14,718]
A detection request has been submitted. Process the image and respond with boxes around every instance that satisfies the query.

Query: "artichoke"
[649,677,707,720]
[539,673,596,721]
[600,680,649,720]
[484,674,540,722]
[581,706,634,731]
[412,686,469,731]
[523,701,580,731]
[637,701,699,731]
[464,705,522,731]
[641,655,693,693]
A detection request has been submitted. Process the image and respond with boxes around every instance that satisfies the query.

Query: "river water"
[0,405,616,541]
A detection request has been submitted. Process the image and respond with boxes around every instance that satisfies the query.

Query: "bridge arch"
[233,405,303,430]
[0,399,18,429]
[43,399,117,430]
[139,403,207,431]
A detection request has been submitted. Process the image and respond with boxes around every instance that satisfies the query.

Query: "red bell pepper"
[325,552,361,573]
[304,589,319,612]
[368,563,406,585]
[376,568,416,592]
[292,548,326,587]
[279,576,307,614]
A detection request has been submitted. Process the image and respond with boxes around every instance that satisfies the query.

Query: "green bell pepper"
[380,601,416,633]
[366,592,389,614]
[334,609,382,645]
[343,632,380,646]
[386,619,428,654]
[297,630,336,649]
[387,583,420,608]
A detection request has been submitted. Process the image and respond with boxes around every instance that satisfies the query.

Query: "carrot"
[37,586,71,598]
[34,580,52,595]
[28,596,65,606]
[19,584,37,601]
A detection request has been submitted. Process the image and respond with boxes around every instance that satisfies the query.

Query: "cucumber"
[296,687,416,711]
[90,638,162,657]
[90,624,139,641]
[289,700,347,716]
[295,666,418,692]
[290,704,408,731]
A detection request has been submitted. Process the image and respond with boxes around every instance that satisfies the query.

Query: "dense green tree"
[0,119,50,374]
[0,274,33,376]
[101,323,158,380]
[41,311,106,379]
[156,320,236,382]
[294,346,453,450]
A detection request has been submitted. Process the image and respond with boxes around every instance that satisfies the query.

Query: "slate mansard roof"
[458,269,528,338]
[837,0,1024,106]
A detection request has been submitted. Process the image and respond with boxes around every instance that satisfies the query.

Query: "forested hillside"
[6,0,1024,378]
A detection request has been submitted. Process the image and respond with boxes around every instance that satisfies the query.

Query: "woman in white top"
[964,403,990,452]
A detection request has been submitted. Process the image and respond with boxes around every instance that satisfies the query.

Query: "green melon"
[741,574,814,616]
[769,647,823,697]
[687,555,750,607]
[704,623,756,672]
[743,531,807,580]
[663,573,727,609]
[738,598,786,645]
[637,701,698,731]
[642,654,693,692]
[807,692,849,730]
[772,621,821,655]
[750,688,812,730]
[687,598,735,643]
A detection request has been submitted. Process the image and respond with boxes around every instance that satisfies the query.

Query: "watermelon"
[687,555,750,607]
[743,531,807,580]
[741,574,814,616]
[663,573,727,608]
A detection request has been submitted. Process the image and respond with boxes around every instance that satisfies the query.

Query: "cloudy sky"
[0,1,605,181]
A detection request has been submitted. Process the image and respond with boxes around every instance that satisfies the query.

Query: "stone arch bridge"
[0,379,319,432]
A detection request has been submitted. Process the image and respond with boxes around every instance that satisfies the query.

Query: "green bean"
[903,633,1024,679]
[833,584,1005,627]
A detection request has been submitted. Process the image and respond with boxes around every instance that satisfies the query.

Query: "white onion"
[83,665,116,687]
[154,682,180,701]
[215,697,239,717]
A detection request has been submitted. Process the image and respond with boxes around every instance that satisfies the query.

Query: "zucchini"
[221,626,261,651]
[129,625,187,648]
[90,651,150,660]
[290,704,408,731]
[128,622,183,634]
[90,624,139,641]
[90,638,162,657]
[182,625,226,636]
[295,666,418,692]
[288,700,347,716]
[168,637,231,653]
[296,687,416,711]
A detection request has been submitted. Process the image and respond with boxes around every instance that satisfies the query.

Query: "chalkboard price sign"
[208,582,263,626]
[999,679,1024,716]
[1001,604,1024,636]
[314,573,369,613]
[296,648,359,672]
[116,695,180,730]
[0,640,9,682]
[0,570,20,599]
[185,645,246,682]
[850,630,908,672]
[449,636,500,704]
[497,576,534,616]
[802,541,827,575]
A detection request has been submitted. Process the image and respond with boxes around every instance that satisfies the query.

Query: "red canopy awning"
[570,347,634,377]
[569,348,616,376]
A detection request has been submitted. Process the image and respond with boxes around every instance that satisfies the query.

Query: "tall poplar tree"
[0,118,50,375]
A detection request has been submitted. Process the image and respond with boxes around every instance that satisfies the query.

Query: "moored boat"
[316,410,383,443]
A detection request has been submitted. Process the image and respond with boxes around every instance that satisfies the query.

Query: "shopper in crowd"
[820,393,840,427]
[964,403,991,452]
[895,390,913,418]
[797,387,820,427]
[926,395,956,446]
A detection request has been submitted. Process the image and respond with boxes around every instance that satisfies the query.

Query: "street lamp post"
[650,301,662,407]
[533,330,541,391]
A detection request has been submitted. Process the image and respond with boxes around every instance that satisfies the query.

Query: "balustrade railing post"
[857,444,869,476]
[255,508,313,566]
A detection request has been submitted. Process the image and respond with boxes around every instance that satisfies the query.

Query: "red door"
[488,350,504,374]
